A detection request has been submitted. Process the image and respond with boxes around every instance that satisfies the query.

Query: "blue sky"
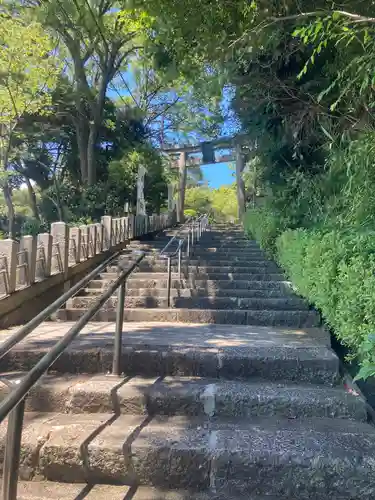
[201,163,234,188]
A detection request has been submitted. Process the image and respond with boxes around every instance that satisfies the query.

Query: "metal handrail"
[159,216,193,256]
[0,250,145,500]
[159,215,209,306]
[0,250,123,361]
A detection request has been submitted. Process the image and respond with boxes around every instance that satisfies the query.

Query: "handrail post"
[186,231,190,257]
[2,398,25,500]
[167,256,172,307]
[113,269,126,376]
[178,245,182,278]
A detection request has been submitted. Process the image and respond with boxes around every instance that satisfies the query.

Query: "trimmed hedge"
[244,207,284,257]
[245,208,375,379]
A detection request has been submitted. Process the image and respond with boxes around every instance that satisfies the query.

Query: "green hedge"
[244,207,284,257]
[245,208,375,379]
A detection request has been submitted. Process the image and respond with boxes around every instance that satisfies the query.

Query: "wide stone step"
[1,374,365,420]
[12,482,254,500]
[67,296,308,311]
[191,251,267,259]
[101,272,287,282]
[57,307,321,327]
[83,287,294,299]
[0,322,336,384]
[5,413,375,497]
[89,278,294,292]
[139,259,275,267]
[131,264,281,274]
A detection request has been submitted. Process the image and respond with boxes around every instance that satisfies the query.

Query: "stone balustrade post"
[89,224,97,257]
[0,239,17,295]
[96,223,103,252]
[79,225,90,260]
[119,217,125,242]
[51,222,69,276]
[114,218,120,244]
[69,227,81,265]
[101,216,112,251]
[19,235,37,285]
[36,233,52,279]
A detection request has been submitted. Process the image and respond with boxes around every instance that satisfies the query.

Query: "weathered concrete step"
[12,482,253,500]
[6,413,375,497]
[83,287,293,299]
[58,307,321,327]
[137,259,275,267]
[0,322,336,384]
[1,374,364,420]
[89,278,294,292]
[130,265,281,274]
[67,296,308,311]
[101,272,287,282]
[190,252,267,260]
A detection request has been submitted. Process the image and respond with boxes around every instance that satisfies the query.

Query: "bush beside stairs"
[0,223,375,499]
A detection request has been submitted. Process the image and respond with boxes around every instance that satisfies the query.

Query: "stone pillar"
[168,184,175,214]
[120,217,126,242]
[0,239,17,295]
[101,216,112,251]
[235,143,246,220]
[36,234,52,279]
[96,223,103,252]
[136,165,147,216]
[177,152,187,223]
[79,225,89,260]
[51,222,69,276]
[89,224,97,257]
[112,218,119,245]
[69,227,81,265]
[19,235,37,285]
[129,215,135,239]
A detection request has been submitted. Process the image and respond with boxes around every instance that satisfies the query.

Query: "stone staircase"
[56,224,321,327]
[0,224,375,499]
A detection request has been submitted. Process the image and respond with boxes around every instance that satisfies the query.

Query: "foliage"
[0,7,60,236]
[276,228,375,381]
[184,187,212,216]
[211,185,238,223]
[244,206,284,257]
[184,184,238,222]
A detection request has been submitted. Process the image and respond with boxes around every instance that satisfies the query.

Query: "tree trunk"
[76,122,89,184]
[3,182,15,239]
[25,177,40,221]
[87,123,97,186]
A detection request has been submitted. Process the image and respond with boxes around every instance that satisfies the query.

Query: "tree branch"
[269,10,375,24]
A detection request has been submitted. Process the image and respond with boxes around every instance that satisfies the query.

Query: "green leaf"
[353,365,375,382]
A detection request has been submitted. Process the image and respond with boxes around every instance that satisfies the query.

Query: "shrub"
[276,228,375,379]
[184,209,197,218]
[244,206,284,256]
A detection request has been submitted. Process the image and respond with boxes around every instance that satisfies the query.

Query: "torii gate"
[162,135,247,222]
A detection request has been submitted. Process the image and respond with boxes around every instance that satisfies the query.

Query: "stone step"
[5,413,375,497]
[0,322,336,384]
[11,482,254,500]
[0,374,365,420]
[88,279,294,292]
[83,287,293,299]
[57,307,321,328]
[191,252,267,259]
[130,264,281,274]
[101,272,287,282]
[67,296,308,311]
[138,259,275,267]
